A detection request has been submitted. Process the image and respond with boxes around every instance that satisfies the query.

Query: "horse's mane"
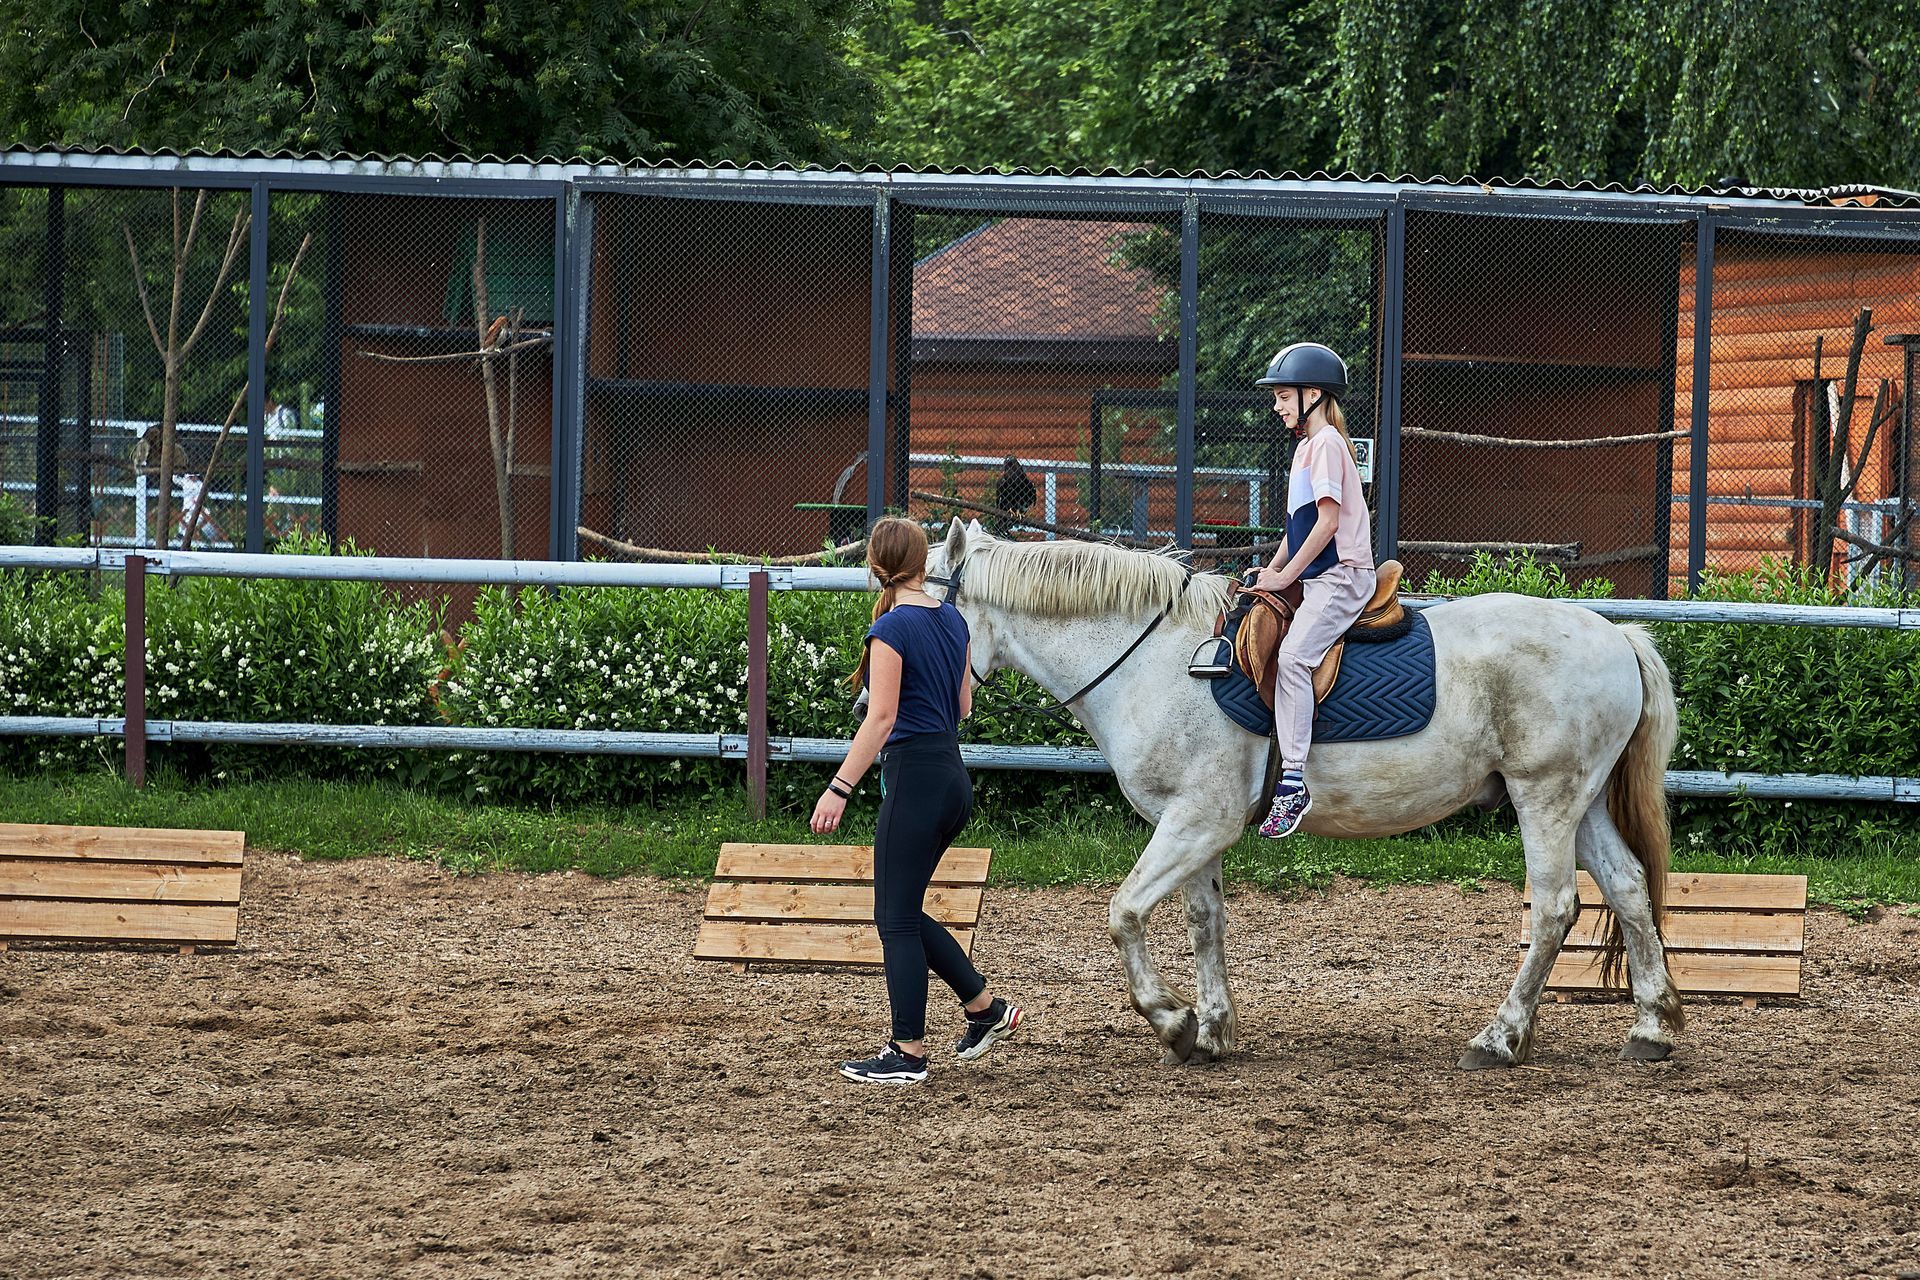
[959,537,1234,627]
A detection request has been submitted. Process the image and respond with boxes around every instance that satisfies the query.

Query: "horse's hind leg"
[1576,797,1683,1060]
[1461,787,1585,1069]
[1182,857,1237,1060]
[1110,809,1241,1065]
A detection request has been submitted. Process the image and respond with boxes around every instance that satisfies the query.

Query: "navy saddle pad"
[1209,610,1437,743]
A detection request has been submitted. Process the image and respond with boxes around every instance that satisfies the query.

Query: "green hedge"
[0,541,1913,855]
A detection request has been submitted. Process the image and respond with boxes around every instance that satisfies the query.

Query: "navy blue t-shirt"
[864,601,970,743]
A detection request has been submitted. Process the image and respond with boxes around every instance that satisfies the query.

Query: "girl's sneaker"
[1259,784,1313,838]
[954,998,1024,1061]
[839,1042,929,1085]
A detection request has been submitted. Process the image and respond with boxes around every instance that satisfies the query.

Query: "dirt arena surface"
[4,852,1919,1280]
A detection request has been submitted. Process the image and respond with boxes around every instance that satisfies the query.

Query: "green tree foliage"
[0,0,874,164]
[854,0,1920,188]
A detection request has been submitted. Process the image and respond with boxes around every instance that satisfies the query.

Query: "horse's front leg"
[1109,808,1242,1065]
[1182,858,1238,1061]
[1460,786,1585,1069]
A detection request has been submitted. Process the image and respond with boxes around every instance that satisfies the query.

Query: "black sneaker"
[954,998,1024,1062]
[839,1042,929,1085]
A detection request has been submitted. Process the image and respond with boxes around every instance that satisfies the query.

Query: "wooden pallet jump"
[1522,871,1808,1007]
[694,843,992,972]
[0,823,245,953]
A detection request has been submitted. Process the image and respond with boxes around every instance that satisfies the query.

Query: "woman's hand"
[810,789,848,835]
[1254,566,1293,593]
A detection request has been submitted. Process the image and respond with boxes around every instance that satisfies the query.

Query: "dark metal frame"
[7,152,1920,592]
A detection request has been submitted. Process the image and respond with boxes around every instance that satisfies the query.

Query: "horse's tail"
[1601,624,1680,1027]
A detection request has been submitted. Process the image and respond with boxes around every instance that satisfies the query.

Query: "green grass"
[0,768,1913,911]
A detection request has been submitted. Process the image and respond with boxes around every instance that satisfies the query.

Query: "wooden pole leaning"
[124,553,147,789]
[747,569,769,821]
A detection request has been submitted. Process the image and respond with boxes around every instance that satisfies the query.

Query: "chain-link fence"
[1397,210,1691,598]
[3,157,1919,602]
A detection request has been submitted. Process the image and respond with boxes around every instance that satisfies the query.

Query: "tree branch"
[179,208,250,361]
[120,224,164,354]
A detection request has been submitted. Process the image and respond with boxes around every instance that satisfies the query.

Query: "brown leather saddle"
[1212,560,1408,710]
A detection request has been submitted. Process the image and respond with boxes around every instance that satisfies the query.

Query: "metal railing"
[0,545,1914,810]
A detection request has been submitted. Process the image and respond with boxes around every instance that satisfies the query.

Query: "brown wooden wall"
[580,198,871,556]
[1399,214,1687,597]
[335,195,553,563]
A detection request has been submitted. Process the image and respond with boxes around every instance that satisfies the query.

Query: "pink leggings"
[1273,563,1376,771]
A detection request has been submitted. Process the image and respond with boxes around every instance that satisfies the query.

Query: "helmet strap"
[1293,391,1326,439]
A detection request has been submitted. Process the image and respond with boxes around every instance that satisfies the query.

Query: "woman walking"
[1251,342,1378,838]
[811,516,1023,1085]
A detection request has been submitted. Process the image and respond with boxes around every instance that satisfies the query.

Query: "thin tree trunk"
[471,218,513,559]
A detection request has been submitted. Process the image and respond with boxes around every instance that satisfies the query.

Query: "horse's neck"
[999,610,1168,703]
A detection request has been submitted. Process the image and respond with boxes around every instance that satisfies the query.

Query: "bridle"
[925,554,1187,720]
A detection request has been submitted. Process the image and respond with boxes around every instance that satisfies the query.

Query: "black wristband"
[827,780,853,799]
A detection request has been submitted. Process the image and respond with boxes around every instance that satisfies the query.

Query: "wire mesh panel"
[8,184,255,550]
[578,195,872,561]
[1191,212,1381,573]
[322,193,555,562]
[1694,227,1920,595]
[0,184,57,543]
[901,208,1179,545]
[1398,210,1690,598]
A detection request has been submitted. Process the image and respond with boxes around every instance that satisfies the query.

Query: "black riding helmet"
[1254,342,1349,435]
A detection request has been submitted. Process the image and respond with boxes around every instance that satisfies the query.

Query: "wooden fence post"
[747,569,768,820]
[124,553,146,788]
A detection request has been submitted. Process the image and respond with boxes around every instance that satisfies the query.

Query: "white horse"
[926,519,1682,1069]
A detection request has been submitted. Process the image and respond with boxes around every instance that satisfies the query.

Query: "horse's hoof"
[1166,1009,1200,1064]
[1620,1037,1674,1063]
[1457,1045,1515,1071]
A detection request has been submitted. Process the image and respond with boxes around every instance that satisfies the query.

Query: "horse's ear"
[944,518,969,562]
[967,517,986,537]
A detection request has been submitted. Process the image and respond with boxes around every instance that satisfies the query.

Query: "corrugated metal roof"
[0,143,1914,210]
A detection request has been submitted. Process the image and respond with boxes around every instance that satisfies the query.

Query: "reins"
[926,555,1191,725]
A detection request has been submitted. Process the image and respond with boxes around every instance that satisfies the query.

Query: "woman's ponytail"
[846,518,928,689]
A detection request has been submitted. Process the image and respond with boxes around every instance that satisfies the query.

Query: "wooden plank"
[1520,909,1803,954]
[0,858,241,905]
[704,882,982,926]
[0,899,239,945]
[1525,872,1807,913]
[0,824,245,866]
[714,844,991,885]
[694,920,976,966]
[1540,949,1801,997]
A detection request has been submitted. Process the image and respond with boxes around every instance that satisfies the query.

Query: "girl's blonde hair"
[847,515,928,688]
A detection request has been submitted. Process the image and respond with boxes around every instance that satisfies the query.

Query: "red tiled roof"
[913,218,1168,339]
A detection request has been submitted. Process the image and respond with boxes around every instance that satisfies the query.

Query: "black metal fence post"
[866,193,891,527]
[245,181,269,553]
[1375,202,1406,562]
[1688,216,1716,595]
[1176,196,1198,549]
[35,185,64,546]
[553,187,590,561]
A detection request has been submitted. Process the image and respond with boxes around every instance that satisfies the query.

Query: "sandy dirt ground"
[4,851,1919,1279]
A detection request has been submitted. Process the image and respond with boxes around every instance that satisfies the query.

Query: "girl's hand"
[1255,567,1292,593]
[810,790,848,835]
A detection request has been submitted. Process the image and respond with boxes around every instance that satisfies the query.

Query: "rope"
[575,526,867,566]
[1403,426,1689,449]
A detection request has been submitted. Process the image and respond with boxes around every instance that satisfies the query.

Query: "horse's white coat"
[931,519,1682,1067]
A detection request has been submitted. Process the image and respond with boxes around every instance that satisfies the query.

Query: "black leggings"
[873,732,984,1042]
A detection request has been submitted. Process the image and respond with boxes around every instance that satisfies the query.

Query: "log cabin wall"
[906,216,1185,536]
[579,197,871,557]
[1678,231,1918,589]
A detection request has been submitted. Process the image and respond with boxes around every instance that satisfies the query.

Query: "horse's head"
[929,517,1005,680]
